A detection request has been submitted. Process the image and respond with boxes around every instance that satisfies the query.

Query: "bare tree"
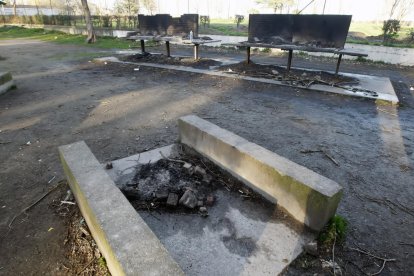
[142,0,156,15]
[255,0,294,13]
[386,0,414,20]
[13,0,17,16]
[80,0,96,43]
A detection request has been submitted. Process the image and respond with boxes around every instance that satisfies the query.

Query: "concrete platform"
[106,144,315,276]
[0,72,15,95]
[96,56,398,104]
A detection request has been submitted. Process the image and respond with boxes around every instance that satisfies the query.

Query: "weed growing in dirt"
[97,257,107,268]
[318,215,348,246]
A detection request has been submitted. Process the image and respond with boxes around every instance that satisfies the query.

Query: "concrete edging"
[59,141,184,276]
[178,115,343,231]
[0,72,15,95]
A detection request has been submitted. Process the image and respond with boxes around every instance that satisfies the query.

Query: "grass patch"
[319,215,348,246]
[0,26,135,49]
[199,18,248,36]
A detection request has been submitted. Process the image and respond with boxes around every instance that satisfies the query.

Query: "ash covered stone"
[179,189,198,209]
[120,187,140,200]
[166,193,179,207]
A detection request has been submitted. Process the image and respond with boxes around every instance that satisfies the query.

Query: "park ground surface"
[0,38,414,275]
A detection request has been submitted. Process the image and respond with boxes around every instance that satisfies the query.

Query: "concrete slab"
[59,141,184,276]
[178,115,343,231]
[107,144,315,276]
[97,56,398,104]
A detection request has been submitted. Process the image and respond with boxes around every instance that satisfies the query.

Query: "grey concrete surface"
[96,56,399,104]
[178,115,343,231]
[106,144,315,276]
[59,141,184,276]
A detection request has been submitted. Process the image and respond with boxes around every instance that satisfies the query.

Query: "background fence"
[0,15,139,30]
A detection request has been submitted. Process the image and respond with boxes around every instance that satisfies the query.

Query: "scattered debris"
[166,193,179,207]
[321,259,342,275]
[300,148,339,166]
[199,206,208,217]
[206,195,215,206]
[155,189,169,200]
[120,187,140,200]
[179,189,198,209]
[349,247,396,276]
[304,241,318,256]
[8,181,63,230]
[48,175,56,184]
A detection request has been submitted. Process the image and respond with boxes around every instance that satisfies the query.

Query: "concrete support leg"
[246,46,251,64]
[287,49,293,72]
[166,41,171,57]
[194,44,199,60]
[140,39,146,54]
[335,54,343,76]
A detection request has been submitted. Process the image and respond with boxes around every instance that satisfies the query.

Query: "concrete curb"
[178,115,343,231]
[0,72,15,95]
[59,141,184,276]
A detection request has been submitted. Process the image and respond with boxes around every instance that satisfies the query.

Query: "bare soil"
[0,39,413,275]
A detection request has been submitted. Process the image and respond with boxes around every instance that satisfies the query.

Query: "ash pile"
[118,155,253,217]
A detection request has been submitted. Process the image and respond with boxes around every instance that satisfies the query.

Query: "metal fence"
[0,15,139,30]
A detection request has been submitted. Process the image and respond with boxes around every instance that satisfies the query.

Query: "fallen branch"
[159,151,187,165]
[300,149,339,166]
[349,247,396,276]
[77,257,95,274]
[8,183,61,229]
[323,151,340,166]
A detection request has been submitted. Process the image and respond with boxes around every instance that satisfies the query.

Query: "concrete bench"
[178,115,343,231]
[227,14,367,74]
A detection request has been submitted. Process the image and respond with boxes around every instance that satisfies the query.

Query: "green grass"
[319,215,348,246]
[0,26,135,49]
[349,21,412,38]
[200,18,248,36]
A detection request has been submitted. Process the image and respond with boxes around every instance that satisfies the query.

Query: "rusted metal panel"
[138,14,199,37]
[248,14,352,49]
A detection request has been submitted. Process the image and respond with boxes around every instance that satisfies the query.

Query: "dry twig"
[350,247,396,276]
[8,183,61,229]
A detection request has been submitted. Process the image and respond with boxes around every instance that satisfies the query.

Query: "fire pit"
[59,115,343,275]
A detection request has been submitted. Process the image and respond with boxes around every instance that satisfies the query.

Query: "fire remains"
[138,14,199,37]
[248,14,352,48]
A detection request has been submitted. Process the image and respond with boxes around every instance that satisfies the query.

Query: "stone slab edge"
[59,141,184,276]
[178,115,343,231]
[0,72,14,95]
[0,80,15,95]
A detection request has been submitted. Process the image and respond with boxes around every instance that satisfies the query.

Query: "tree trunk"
[13,0,16,16]
[80,0,96,43]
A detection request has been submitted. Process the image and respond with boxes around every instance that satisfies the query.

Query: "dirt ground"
[0,39,413,275]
